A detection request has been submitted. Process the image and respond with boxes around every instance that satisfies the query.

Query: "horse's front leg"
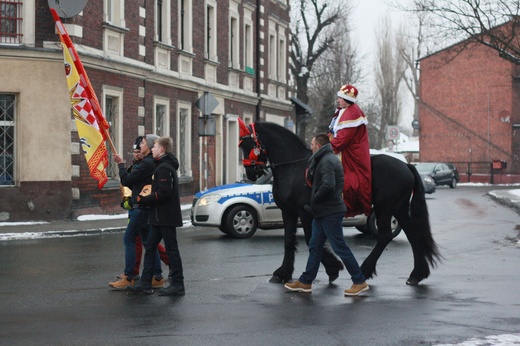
[270,212,298,283]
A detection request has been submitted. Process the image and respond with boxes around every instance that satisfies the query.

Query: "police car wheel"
[223,205,258,239]
[367,213,402,239]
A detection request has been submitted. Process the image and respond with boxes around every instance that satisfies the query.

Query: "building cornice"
[1,45,292,111]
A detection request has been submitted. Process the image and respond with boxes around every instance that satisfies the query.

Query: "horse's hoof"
[269,275,288,284]
[406,277,421,286]
[328,272,339,284]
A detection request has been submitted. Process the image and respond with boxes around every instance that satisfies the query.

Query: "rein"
[270,157,308,168]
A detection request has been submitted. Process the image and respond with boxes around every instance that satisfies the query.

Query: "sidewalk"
[0,196,194,241]
[1,190,518,240]
[488,188,520,214]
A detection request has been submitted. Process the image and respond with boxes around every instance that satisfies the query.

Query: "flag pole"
[103,128,117,155]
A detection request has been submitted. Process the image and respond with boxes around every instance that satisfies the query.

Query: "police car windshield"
[254,170,273,185]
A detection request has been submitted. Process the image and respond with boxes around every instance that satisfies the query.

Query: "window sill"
[153,41,175,50]
[102,22,130,34]
[179,176,194,184]
[177,49,195,58]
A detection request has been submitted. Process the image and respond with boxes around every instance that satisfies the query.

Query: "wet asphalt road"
[0,186,519,345]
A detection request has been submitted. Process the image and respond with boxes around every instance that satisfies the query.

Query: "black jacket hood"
[156,152,180,170]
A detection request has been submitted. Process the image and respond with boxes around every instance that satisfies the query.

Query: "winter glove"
[137,194,153,206]
[121,198,133,210]
[303,204,313,215]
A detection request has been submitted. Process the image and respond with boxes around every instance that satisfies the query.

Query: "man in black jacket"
[109,134,165,290]
[285,134,369,296]
[128,136,185,296]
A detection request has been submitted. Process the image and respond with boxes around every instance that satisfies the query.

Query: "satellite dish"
[48,0,89,18]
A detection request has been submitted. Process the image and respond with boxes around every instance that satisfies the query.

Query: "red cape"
[329,105,372,217]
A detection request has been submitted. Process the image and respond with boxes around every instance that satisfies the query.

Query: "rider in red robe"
[328,84,372,218]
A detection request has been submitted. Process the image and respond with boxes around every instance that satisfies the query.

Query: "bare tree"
[398,10,431,136]
[305,18,362,140]
[373,16,407,148]
[290,0,349,105]
[409,0,520,64]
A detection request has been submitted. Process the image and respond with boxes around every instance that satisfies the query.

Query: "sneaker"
[344,282,369,296]
[284,280,312,293]
[158,284,185,296]
[126,280,153,294]
[109,275,134,290]
[152,276,165,289]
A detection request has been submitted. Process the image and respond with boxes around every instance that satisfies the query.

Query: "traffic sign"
[387,126,400,140]
[195,91,219,116]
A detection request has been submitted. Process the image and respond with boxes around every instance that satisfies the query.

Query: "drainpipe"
[255,0,262,121]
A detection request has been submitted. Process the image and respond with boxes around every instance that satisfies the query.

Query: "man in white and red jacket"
[328,84,372,218]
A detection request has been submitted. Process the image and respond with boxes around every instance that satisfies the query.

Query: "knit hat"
[337,84,358,103]
[133,136,144,150]
[144,134,159,150]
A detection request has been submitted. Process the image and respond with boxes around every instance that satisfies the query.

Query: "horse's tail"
[408,163,441,267]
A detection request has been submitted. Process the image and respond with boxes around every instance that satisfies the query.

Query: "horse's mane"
[254,122,309,153]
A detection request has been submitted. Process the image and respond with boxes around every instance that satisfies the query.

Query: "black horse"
[238,120,440,285]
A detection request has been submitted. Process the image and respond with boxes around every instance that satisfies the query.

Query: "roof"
[290,96,313,115]
[417,18,517,62]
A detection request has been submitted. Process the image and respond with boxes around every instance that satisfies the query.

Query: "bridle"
[239,121,268,173]
[238,118,309,176]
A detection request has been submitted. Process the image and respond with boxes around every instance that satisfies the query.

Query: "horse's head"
[238,118,268,182]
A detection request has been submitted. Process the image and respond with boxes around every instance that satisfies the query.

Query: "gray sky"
[351,0,414,132]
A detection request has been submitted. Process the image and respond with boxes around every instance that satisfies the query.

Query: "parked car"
[414,162,459,188]
[191,150,405,239]
[421,174,436,194]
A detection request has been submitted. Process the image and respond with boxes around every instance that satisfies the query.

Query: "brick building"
[418,35,520,184]
[0,0,294,221]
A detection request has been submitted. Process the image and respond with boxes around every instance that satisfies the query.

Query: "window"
[244,23,253,74]
[269,33,276,79]
[0,94,15,186]
[229,16,239,68]
[155,0,171,44]
[178,0,192,52]
[177,102,192,178]
[205,1,217,61]
[0,0,22,44]
[156,0,163,41]
[278,36,286,82]
[104,0,125,27]
[154,97,170,137]
[103,88,123,179]
[268,21,288,83]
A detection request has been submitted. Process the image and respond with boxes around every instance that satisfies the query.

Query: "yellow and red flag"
[51,8,110,189]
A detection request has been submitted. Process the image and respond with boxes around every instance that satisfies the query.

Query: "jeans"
[141,225,184,288]
[299,212,365,285]
[123,209,162,278]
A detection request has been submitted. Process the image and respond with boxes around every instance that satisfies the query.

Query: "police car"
[191,164,402,239]
[191,171,284,238]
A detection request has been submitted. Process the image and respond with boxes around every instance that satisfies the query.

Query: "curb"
[0,226,126,241]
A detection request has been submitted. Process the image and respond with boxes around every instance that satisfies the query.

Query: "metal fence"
[451,161,517,184]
